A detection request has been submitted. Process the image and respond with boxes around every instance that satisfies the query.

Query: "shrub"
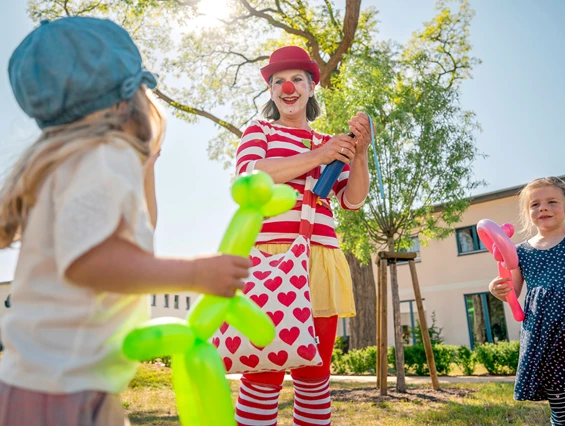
[432,344,457,375]
[391,344,456,375]
[474,341,520,375]
[331,348,348,375]
[347,348,368,374]
[456,345,477,375]
[334,336,349,353]
[412,311,444,345]
[364,346,377,374]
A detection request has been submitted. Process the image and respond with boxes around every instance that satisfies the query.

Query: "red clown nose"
[281,81,295,94]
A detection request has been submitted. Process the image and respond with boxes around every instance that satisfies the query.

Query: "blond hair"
[518,176,565,236]
[0,87,165,248]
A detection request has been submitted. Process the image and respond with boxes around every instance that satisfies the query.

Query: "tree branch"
[154,89,242,138]
[324,0,341,31]
[238,0,321,61]
[319,0,362,86]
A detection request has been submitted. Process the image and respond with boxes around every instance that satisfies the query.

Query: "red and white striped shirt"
[235,120,364,248]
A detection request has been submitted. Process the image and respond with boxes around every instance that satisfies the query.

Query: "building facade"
[345,183,530,349]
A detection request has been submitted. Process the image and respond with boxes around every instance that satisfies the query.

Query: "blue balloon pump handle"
[311,133,352,198]
[312,115,385,200]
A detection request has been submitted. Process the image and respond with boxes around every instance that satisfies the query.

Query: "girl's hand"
[489,276,512,301]
[316,134,356,165]
[348,112,372,154]
[190,254,250,298]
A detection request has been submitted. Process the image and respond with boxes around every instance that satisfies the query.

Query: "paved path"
[226,374,515,384]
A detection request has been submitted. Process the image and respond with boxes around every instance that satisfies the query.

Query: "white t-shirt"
[0,139,153,394]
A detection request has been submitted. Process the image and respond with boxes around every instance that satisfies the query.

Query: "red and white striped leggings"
[235,316,337,426]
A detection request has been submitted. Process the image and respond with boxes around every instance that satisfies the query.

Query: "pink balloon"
[501,223,515,238]
[477,219,524,322]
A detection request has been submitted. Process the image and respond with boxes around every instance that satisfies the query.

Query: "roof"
[434,174,565,212]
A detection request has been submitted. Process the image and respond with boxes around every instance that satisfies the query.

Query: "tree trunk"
[388,238,407,392]
[345,252,376,350]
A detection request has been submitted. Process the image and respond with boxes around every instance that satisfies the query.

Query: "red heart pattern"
[251,342,266,351]
[268,351,289,366]
[279,327,300,345]
[290,275,307,290]
[250,294,269,308]
[278,291,297,307]
[279,260,294,274]
[212,236,321,374]
[269,258,283,267]
[297,344,317,361]
[253,270,271,280]
[264,276,283,292]
[291,244,306,258]
[240,355,260,368]
[267,310,284,327]
[293,307,311,323]
[243,282,255,294]
[226,336,241,354]
[219,322,229,334]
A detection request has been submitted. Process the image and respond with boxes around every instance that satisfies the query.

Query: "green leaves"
[318,1,484,258]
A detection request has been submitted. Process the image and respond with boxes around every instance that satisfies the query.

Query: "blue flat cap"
[8,17,157,129]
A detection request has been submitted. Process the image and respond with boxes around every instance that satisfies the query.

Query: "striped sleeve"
[334,163,365,210]
[235,121,267,175]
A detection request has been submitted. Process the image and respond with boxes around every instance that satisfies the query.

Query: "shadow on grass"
[129,410,179,426]
[331,384,550,425]
[331,385,475,404]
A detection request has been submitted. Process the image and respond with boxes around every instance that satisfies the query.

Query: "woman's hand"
[489,276,512,301]
[316,134,356,165]
[348,112,372,154]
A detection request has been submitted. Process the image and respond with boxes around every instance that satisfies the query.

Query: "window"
[400,299,423,345]
[151,295,156,307]
[464,292,508,349]
[164,294,169,308]
[456,226,486,255]
[174,295,179,309]
[186,297,191,310]
[399,236,421,264]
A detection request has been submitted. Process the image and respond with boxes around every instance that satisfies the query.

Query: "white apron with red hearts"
[212,235,322,374]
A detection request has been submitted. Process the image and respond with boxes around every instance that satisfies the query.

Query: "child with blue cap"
[0,17,250,425]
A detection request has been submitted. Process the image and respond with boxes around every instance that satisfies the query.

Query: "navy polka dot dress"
[515,239,565,401]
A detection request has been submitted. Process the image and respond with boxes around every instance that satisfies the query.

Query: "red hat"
[261,46,320,85]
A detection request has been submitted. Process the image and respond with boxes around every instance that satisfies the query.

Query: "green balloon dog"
[122,171,298,426]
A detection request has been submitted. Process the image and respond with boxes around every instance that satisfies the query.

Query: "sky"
[0,0,564,281]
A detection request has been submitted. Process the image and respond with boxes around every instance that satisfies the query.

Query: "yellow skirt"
[255,243,356,318]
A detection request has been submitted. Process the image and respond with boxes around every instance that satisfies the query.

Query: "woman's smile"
[281,96,299,105]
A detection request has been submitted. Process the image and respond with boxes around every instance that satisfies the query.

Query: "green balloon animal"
[122,170,298,426]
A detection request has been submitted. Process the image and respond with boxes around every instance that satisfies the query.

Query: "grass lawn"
[123,364,549,425]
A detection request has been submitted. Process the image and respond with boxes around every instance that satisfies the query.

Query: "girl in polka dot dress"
[490,177,565,426]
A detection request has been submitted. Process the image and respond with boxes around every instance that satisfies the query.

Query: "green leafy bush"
[474,341,520,375]
[334,336,349,353]
[331,348,348,375]
[456,345,477,375]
